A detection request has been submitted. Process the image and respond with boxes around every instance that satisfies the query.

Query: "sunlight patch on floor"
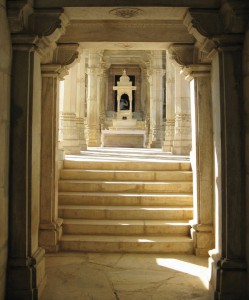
[156,257,209,289]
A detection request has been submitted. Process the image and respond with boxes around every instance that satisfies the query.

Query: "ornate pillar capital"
[182,64,211,81]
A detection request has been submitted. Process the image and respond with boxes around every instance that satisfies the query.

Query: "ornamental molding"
[109,8,144,19]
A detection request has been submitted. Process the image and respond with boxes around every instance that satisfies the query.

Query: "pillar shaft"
[149,51,164,148]
[172,69,191,155]
[209,46,246,299]
[87,50,101,146]
[7,44,46,300]
[75,57,87,150]
[163,51,175,152]
[61,64,82,154]
[188,67,214,256]
[39,65,62,252]
[98,67,107,130]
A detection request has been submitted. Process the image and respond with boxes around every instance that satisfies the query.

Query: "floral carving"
[109,8,144,19]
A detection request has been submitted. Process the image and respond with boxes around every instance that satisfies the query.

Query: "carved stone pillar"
[39,44,79,252]
[140,68,147,116]
[87,50,102,147]
[172,68,191,155]
[60,56,86,154]
[183,7,248,297]
[208,43,246,299]
[163,50,175,152]
[183,65,214,256]
[148,50,164,148]
[6,3,70,298]
[7,38,46,300]
[40,65,63,253]
[98,64,107,130]
[75,54,87,150]
[144,66,151,146]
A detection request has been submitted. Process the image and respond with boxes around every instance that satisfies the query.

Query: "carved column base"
[208,250,247,299]
[87,126,101,147]
[191,223,214,256]
[62,142,82,155]
[163,120,175,152]
[149,140,162,148]
[7,248,46,300]
[172,141,191,155]
[39,219,63,252]
[162,145,172,152]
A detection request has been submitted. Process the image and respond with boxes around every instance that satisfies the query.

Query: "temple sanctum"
[1,1,249,299]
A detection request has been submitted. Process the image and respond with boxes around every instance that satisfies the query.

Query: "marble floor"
[41,253,211,300]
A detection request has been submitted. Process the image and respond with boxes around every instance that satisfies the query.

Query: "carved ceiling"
[58,7,194,49]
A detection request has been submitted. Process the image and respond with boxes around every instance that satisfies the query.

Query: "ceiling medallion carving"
[109,8,144,18]
[115,43,133,49]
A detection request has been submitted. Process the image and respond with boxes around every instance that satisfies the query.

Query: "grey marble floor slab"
[41,253,210,300]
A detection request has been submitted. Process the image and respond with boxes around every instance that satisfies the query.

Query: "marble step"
[79,148,190,159]
[60,169,193,182]
[63,160,191,171]
[58,205,193,220]
[58,180,193,193]
[62,219,191,235]
[59,192,193,207]
[59,234,194,253]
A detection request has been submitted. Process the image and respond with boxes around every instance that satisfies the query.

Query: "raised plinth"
[110,118,137,130]
[101,129,146,148]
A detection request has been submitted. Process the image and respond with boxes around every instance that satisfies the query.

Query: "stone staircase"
[58,148,194,253]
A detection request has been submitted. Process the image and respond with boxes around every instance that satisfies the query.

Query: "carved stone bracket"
[53,43,79,65]
[8,2,70,63]
[42,43,80,79]
[168,43,212,81]
[183,8,247,62]
[168,44,195,68]
[35,12,70,63]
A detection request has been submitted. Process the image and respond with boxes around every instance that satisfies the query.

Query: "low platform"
[101,129,146,148]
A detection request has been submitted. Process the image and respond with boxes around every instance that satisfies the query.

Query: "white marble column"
[60,62,83,154]
[163,51,175,152]
[7,41,46,299]
[75,54,87,150]
[40,65,63,252]
[209,44,247,299]
[143,66,151,146]
[172,68,192,155]
[98,64,107,130]
[87,50,102,146]
[184,65,214,256]
[140,68,147,116]
[148,50,164,148]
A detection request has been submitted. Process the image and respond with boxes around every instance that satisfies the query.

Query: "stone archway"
[4,1,249,299]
